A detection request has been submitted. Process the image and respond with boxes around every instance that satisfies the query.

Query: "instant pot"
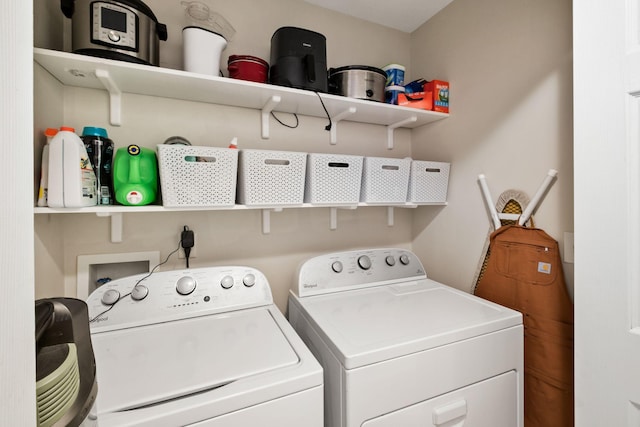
[61,0,168,66]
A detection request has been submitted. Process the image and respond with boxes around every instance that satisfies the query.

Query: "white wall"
[2,0,35,424]
[409,0,574,295]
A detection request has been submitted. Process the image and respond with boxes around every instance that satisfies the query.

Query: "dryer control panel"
[87,266,272,332]
[294,248,427,297]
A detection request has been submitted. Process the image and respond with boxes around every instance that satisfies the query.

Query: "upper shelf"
[33,48,448,146]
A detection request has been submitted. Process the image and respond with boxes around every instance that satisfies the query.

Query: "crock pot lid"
[117,0,161,23]
[228,55,269,67]
[330,65,386,76]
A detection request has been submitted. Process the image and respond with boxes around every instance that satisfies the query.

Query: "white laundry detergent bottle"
[47,126,98,207]
[36,128,58,207]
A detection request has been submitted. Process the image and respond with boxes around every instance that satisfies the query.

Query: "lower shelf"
[34,202,446,214]
[34,202,447,242]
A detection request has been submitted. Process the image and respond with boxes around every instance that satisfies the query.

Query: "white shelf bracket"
[261,95,282,139]
[329,107,357,144]
[261,208,283,234]
[386,115,417,149]
[330,208,338,230]
[387,206,395,227]
[95,69,122,126]
[96,212,123,243]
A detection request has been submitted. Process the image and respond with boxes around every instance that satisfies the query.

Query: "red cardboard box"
[424,80,449,113]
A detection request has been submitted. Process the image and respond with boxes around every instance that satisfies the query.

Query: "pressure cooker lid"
[329,65,386,77]
[109,0,161,22]
[61,0,164,31]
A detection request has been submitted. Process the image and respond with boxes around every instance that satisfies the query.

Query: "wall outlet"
[179,232,196,259]
[77,251,160,300]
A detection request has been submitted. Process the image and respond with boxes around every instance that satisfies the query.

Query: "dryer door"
[361,371,518,427]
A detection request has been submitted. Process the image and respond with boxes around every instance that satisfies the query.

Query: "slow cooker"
[61,0,168,66]
[328,65,387,102]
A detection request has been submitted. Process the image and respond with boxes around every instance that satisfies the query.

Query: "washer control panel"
[295,248,427,297]
[87,266,272,332]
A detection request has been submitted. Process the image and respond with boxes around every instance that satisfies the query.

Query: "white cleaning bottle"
[48,126,98,208]
[36,128,58,207]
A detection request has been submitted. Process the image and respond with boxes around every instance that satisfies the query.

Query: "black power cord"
[89,239,182,323]
[181,225,195,268]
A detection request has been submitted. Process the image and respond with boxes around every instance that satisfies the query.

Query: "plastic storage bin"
[304,153,363,205]
[157,144,238,207]
[237,149,307,206]
[407,160,450,203]
[360,156,411,204]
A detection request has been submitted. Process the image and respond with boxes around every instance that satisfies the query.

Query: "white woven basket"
[157,144,238,207]
[304,153,363,205]
[360,157,411,203]
[407,160,450,203]
[237,149,307,206]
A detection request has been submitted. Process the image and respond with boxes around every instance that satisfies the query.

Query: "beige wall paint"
[409,0,574,295]
[34,0,413,312]
[34,0,574,312]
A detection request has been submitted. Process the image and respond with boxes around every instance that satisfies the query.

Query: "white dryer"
[288,248,523,427]
[86,266,323,427]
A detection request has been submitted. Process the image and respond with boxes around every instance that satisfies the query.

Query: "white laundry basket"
[304,153,363,205]
[237,149,307,206]
[360,156,411,204]
[157,144,238,207]
[407,161,450,203]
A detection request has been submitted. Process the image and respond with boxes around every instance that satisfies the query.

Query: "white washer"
[288,248,523,427]
[86,266,323,427]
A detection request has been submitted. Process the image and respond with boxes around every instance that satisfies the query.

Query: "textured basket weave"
[157,144,238,207]
[407,160,450,203]
[360,157,411,203]
[304,153,363,205]
[237,149,307,206]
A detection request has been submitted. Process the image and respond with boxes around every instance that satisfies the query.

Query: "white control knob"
[358,255,372,270]
[101,289,120,305]
[331,261,343,273]
[221,275,234,289]
[243,274,256,287]
[176,276,196,295]
[385,256,396,266]
[131,284,149,301]
[399,254,410,265]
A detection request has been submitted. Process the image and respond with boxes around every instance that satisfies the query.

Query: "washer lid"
[294,279,522,369]
[92,307,299,414]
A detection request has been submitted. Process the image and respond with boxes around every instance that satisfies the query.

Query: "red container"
[227,55,269,83]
